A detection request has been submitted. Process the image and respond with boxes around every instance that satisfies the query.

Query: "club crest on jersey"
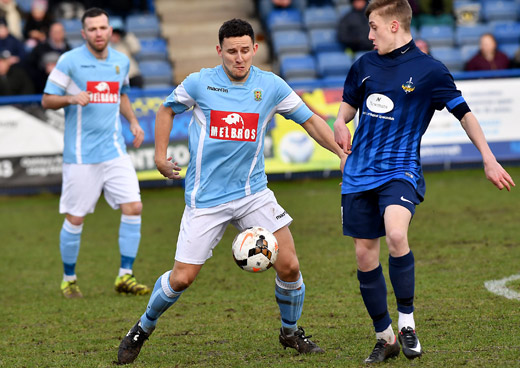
[115,65,120,74]
[402,77,415,94]
[210,110,259,142]
[86,81,119,103]
[253,89,263,101]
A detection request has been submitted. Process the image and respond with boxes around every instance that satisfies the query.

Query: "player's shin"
[388,251,415,330]
[140,271,184,333]
[118,215,141,273]
[275,272,305,333]
[358,264,393,337]
[60,219,83,279]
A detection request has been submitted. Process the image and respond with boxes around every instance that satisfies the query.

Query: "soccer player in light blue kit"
[41,8,151,298]
[333,0,515,364]
[117,18,348,364]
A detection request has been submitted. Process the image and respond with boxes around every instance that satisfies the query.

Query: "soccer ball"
[232,226,279,272]
[279,130,315,163]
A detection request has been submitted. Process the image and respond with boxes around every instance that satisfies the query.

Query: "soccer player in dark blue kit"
[334,0,515,364]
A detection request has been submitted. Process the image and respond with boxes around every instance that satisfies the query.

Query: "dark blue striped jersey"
[341,40,467,199]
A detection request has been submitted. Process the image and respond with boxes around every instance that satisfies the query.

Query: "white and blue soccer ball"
[279,131,315,163]
[232,226,279,273]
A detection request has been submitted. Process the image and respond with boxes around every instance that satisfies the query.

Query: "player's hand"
[333,119,352,155]
[484,160,515,191]
[156,157,182,180]
[130,122,145,148]
[70,91,90,106]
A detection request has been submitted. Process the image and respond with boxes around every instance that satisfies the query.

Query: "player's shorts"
[341,179,421,239]
[60,155,141,217]
[175,188,293,265]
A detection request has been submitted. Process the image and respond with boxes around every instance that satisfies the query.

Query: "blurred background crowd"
[1,0,520,97]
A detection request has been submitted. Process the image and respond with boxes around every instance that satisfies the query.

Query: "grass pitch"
[1,167,520,367]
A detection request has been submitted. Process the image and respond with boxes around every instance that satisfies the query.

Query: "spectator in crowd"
[109,19,143,88]
[23,0,54,50]
[415,38,430,54]
[465,33,510,71]
[0,49,35,95]
[0,17,25,63]
[419,0,452,15]
[337,0,374,53]
[0,0,22,40]
[26,21,71,93]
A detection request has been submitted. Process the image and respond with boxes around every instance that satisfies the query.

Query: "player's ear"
[391,20,399,33]
[216,44,222,56]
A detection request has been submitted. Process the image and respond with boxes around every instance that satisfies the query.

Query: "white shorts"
[175,188,293,265]
[60,155,141,216]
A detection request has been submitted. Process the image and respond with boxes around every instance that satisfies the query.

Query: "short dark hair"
[81,7,109,27]
[218,18,255,45]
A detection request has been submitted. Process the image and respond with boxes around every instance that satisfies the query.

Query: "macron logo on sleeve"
[209,110,259,141]
[86,81,119,103]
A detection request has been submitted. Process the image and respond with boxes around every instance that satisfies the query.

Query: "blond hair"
[365,0,412,32]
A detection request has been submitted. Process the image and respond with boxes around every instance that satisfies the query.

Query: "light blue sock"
[275,272,305,331]
[60,219,83,277]
[140,271,183,333]
[119,215,141,270]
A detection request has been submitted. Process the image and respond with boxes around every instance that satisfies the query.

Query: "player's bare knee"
[66,214,84,226]
[385,229,408,250]
[121,201,142,216]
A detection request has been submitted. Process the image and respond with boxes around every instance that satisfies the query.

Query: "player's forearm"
[154,104,175,163]
[119,94,138,124]
[335,101,356,125]
[302,115,346,158]
[460,112,496,164]
[41,93,73,110]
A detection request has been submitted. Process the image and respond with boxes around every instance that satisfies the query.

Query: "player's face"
[82,14,111,55]
[217,36,258,82]
[368,11,395,55]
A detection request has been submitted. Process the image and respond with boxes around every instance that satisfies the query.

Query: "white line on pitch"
[484,274,520,301]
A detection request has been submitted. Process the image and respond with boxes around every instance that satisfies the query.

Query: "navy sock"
[389,251,415,314]
[358,264,392,332]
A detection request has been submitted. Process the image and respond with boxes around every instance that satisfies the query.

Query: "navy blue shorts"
[341,179,422,239]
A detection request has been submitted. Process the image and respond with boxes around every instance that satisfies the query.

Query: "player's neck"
[391,34,413,53]
[86,44,109,60]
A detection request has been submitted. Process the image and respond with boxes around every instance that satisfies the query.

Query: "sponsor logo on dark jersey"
[86,81,119,103]
[209,111,259,142]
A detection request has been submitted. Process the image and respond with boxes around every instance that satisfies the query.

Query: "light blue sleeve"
[274,74,313,124]
[43,53,71,95]
[163,72,199,114]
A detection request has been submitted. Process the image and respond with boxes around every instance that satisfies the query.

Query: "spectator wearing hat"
[110,19,143,88]
[26,21,71,93]
[0,49,34,95]
[0,17,25,63]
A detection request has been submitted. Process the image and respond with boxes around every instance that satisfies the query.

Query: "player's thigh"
[175,204,233,265]
[342,190,385,239]
[377,179,420,218]
[102,156,141,209]
[59,162,104,216]
[232,188,293,233]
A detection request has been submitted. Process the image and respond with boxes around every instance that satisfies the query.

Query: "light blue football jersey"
[164,65,313,208]
[44,44,131,164]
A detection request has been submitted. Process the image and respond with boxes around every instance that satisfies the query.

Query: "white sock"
[63,274,77,282]
[375,324,395,343]
[398,311,415,331]
[119,268,133,277]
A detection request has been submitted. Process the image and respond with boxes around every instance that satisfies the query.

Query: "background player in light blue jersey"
[333,0,515,364]
[117,18,348,364]
[41,8,151,299]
